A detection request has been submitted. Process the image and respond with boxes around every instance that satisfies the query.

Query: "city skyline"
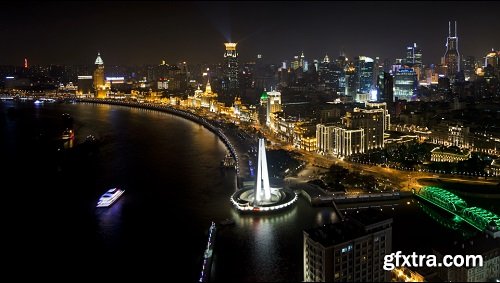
[2,1,500,66]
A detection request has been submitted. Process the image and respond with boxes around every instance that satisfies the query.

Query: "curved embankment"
[75,98,240,175]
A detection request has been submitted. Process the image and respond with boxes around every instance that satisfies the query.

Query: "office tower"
[223,42,239,90]
[383,58,392,73]
[404,43,422,67]
[304,209,393,282]
[266,90,282,127]
[394,68,417,101]
[343,108,385,151]
[354,56,374,94]
[93,52,106,98]
[414,45,423,67]
[377,72,394,103]
[462,56,476,81]
[364,102,391,132]
[316,124,365,158]
[484,49,499,68]
[291,55,300,70]
[319,55,342,93]
[344,64,357,97]
[405,45,415,66]
[444,21,460,80]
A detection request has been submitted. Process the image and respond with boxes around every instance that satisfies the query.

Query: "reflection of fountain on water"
[230,205,298,227]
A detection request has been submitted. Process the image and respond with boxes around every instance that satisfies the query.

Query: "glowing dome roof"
[95,52,104,65]
[260,92,268,100]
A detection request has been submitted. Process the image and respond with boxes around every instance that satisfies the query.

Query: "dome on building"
[260,91,268,100]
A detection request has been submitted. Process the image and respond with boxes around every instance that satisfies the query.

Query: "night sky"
[2,1,500,66]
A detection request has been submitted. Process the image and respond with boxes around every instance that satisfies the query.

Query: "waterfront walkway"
[76,98,252,178]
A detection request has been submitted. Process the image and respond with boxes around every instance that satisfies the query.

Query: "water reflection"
[230,205,299,227]
[417,201,476,238]
[95,197,124,242]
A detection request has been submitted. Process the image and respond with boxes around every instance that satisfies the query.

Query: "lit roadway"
[61,95,500,191]
[255,125,499,192]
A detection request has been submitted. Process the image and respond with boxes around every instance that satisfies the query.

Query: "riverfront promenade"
[75,98,254,180]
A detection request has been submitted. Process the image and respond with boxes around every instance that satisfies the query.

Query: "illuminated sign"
[5,76,14,79]
[106,77,125,81]
[78,76,92,79]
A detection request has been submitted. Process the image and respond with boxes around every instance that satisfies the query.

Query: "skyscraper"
[462,55,476,81]
[414,45,423,67]
[405,45,415,66]
[404,43,422,68]
[354,56,374,94]
[444,21,460,80]
[377,72,394,103]
[223,42,239,90]
[344,64,357,97]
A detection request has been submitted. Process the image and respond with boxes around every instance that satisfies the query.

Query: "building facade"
[343,108,385,151]
[304,210,393,282]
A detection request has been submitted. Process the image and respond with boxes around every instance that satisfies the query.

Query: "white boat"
[97,188,125,207]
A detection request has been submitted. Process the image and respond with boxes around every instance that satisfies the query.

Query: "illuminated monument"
[255,138,271,203]
[231,138,297,212]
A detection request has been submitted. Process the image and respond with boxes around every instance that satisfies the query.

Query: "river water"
[1,101,497,281]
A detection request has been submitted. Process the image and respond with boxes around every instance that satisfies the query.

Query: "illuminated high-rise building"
[343,108,385,151]
[462,55,476,81]
[299,51,305,68]
[354,56,374,94]
[223,42,239,90]
[344,63,357,97]
[414,45,423,67]
[394,68,417,101]
[266,90,282,127]
[291,55,300,70]
[404,43,422,68]
[93,52,106,99]
[444,21,460,80]
[377,72,394,103]
[484,49,499,68]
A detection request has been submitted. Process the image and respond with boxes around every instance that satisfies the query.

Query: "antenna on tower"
[455,21,457,37]
[448,21,451,37]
